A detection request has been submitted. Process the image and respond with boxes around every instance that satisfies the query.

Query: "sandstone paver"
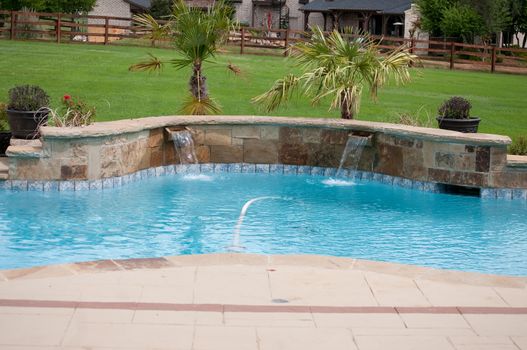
[257,327,357,350]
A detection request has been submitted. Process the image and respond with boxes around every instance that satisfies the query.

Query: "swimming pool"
[1,172,526,275]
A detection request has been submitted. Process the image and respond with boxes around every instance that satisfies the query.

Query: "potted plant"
[6,85,50,139]
[0,103,11,156]
[436,96,480,133]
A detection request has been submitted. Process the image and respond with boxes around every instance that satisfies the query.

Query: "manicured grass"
[1,40,526,139]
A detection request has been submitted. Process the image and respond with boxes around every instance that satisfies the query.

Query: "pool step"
[6,139,44,159]
[507,155,527,169]
[0,158,8,180]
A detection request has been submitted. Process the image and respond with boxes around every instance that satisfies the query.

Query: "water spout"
[336,135,369,177]
[169,129,198,165]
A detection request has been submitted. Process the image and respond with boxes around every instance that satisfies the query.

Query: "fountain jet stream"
[229,196,286,252]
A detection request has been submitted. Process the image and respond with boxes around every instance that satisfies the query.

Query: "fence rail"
[1,10,526,73]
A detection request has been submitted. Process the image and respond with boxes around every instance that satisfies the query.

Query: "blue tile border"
[0,163,525,200]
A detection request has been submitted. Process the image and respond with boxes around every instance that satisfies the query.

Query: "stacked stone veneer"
[3,116,526,197]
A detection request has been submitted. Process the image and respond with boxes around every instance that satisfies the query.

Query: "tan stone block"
[50,140,88,160]
[422,141,437,168]
[210,145,243,163]
[260,126,280,140]
[196,145,211,163]
[450,171,488,187]
[150,146,164,168]
[205,128,232,146]
[232,137,244,146]
[308,143,342,168]
[148,128,164,147]
[232,126,260,139]
[490,170,527,188]
[60,164,88,180]
[11,158,61,180]
[243,139,278,163]
[302,128,322,143]
[402,148,427,180]
[428,168,451,183]
[279,127,303,144]
[164,142,177,164]
[454,153,476,172]
[490,146,508,171]
[358,146,376,172]
[374,144,404,177]
[279,143,309,165]
[190,128,206,144]
[321,129,348,145]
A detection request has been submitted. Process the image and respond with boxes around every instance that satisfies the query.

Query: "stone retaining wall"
[3,116,526,194]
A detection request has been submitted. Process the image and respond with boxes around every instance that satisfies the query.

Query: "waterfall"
[336,135,368,177]
[170,130,198,165]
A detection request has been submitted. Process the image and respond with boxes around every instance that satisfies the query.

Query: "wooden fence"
[1,10,527,74]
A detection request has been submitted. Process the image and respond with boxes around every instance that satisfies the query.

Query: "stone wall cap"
[40,115,512,146]
[507,155,527,168]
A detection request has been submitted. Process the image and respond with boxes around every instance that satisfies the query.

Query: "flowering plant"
[48,95,95,127]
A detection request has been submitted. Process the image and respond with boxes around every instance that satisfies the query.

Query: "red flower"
[63,95,71,101]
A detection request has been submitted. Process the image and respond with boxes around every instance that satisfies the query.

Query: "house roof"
[301,0,412,13]
[124,0,152,10]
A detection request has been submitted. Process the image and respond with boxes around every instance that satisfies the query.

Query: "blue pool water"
[1,173,526,275]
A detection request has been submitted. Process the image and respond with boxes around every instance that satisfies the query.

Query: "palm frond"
[133,13,170,43]
[180,94,222,115]
[252,74,300,112]
[129,54,164,72]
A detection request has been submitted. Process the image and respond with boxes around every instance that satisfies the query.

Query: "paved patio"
[0,254,526,349]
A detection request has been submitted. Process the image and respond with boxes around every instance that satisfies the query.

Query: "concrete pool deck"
[0,254,526,349]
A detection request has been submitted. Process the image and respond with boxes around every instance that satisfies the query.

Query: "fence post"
[284,28,289,57]
[491,45,497,73]
[240,27,245,55]
[10,11,15,40]
[449,42,455,70]
[104,17,109,45]
[56,13,62,44]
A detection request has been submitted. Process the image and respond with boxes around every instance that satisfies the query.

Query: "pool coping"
[1,163,525,200]
[1,254,525,288]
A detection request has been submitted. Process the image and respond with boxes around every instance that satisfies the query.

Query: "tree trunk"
[340,91,353,119]
[189,61,208,101]
[523,35,527,49]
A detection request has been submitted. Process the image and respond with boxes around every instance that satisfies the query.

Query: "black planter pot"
[436,117,481,133]
[0,131,11,156]
[6,109,50,139]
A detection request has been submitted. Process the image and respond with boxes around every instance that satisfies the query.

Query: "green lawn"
[1,40,526,140]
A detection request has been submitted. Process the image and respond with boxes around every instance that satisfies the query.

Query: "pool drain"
[271,298,289,304]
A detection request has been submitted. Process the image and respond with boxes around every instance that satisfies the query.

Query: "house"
[300,0,413,35]
[87,0,151,42]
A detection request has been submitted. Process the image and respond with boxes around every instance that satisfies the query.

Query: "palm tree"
[253,27,417,119]
[129,0,238,115]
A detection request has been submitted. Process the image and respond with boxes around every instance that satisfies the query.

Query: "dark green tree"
[0,0,96,12]
[416,0,455,37]
[440,3,484,42]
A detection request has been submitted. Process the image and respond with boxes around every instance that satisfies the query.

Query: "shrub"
[7,85,50,111]
[392,107,434,128]
[509,137,527,156]
[438,96,472,119]
[0,103,8,132]
[48,95,95,127]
